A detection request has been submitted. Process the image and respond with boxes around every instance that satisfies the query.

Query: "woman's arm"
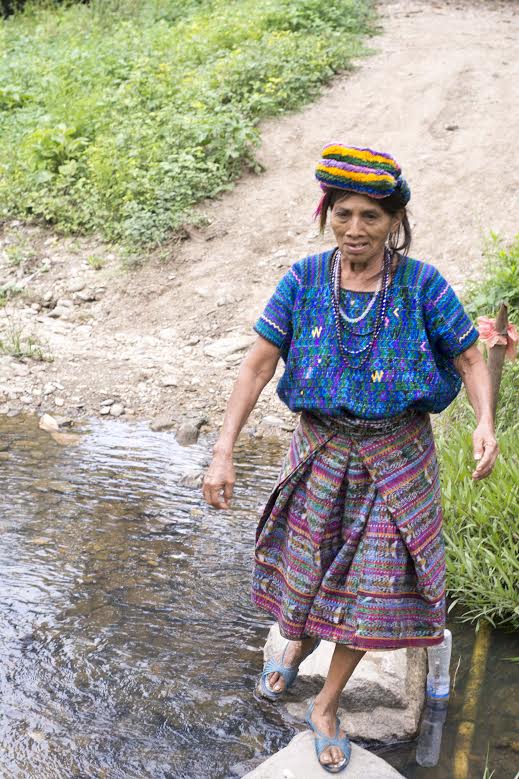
[452,343,499,480]
[202,336,282,509]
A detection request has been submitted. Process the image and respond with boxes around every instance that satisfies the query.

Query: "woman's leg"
[267,636,320,692]
[309,644,365,768]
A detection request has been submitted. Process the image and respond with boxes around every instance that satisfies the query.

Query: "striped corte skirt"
[251,410,446,650]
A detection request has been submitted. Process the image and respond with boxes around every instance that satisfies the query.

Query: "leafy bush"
[464,232,519,325]
[0,0,373,244]
[438,234,519,629]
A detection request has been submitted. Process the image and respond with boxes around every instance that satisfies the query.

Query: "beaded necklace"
[339,266,382,324]
[330,247,392,367]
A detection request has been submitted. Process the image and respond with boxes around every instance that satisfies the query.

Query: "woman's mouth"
[344,242,368,254]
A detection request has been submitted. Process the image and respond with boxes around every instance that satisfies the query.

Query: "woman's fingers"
[202,460,236,508]
[472,437,499,480]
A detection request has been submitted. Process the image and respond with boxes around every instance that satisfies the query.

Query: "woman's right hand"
[202,453,236,509]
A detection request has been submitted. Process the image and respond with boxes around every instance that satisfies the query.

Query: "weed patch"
[0,0,373,245]
[438,235,519,630]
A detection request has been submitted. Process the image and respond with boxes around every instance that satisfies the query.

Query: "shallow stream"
[0,416,517,778]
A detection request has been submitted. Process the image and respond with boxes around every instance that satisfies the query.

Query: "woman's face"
[330,193,402,266]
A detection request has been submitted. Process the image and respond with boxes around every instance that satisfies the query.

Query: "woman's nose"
[346,217,363,236]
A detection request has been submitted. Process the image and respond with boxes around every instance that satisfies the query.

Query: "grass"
[0,0,373,245]
[0,313,51,360]
[437,235,519,630]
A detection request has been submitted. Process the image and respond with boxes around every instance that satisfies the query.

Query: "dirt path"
[1,0,517,440]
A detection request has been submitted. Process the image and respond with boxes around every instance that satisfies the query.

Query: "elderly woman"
[202,144,498,773]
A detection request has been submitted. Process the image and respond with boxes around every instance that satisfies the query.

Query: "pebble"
[68,279,86,293]
[150,415,176,432]
[203,335,255,359]
[75,289,97,302]
[179,469,204,488]
[109,403,125,417]
[54,398,64,407]
[100,398,115,406]
[161,376,178,387]
[176,423,199,447]
[49,305,70,319]
[100,407,111,415]
[51,431,80,446]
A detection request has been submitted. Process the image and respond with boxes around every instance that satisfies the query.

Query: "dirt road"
[1,0,517,440]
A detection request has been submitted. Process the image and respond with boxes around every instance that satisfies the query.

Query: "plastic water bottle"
[416,699,449,767]
[415,629,452,767]
[426,629,452,700]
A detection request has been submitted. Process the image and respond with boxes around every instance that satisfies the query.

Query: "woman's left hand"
[472,421,499,480]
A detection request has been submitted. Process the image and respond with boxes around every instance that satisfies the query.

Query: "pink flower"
[477,316,518,361]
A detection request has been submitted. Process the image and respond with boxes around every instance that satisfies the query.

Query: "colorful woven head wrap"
[315,143,411,209]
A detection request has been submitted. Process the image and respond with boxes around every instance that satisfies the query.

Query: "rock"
[38,414,59,433]
[100,407,110,415]
[140,335,160,347]
[54,398,64,407]
[109,403,125,417]
[158,327,178,340]
[51,416,73,428]
[215,292,236,307]
[48,305,70,319]
[75,289,97,302]
[445,123,459,131]
[68,279,86,293]
[43,383,56,396]
[13,363,30,376]
[242,732,404,778]
[50,432,80,446]
[261,415,286,430]
[150,415,176,432]
[178,469,204,488]
[176,423,199,447]
[266,624,426,744]
[100,398,115,406]
[161,375,178,387]
[203,335,255,359]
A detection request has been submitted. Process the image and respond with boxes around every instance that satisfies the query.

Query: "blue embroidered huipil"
[253,250,479,419]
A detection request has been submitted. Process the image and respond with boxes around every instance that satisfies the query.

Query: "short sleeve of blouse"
[423,267,479,357]
[253,265,302,359]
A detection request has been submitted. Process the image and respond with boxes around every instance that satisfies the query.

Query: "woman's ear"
[391,209,404,233]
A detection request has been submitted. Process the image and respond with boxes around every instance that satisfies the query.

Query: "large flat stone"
[242,731,404,778]
[265,623,426,744]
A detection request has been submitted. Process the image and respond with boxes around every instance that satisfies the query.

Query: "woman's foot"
[308,698,349,770]
[267,637,319,693]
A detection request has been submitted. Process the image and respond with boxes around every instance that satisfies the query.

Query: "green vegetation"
[0,0,373,244]
[0,315,51,360]
[438,236,519,630]
[464,233,519,325]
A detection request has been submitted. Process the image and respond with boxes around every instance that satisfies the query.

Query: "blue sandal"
[256,639,320,702]
[305,700,351,774]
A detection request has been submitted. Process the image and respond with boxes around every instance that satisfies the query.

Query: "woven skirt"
[251,410,446,650]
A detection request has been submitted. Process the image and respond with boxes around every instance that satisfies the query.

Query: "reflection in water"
[0,416,518,779]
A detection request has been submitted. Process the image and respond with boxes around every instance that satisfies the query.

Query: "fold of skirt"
[251,411,446,650]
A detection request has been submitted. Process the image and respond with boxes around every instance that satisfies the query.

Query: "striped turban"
[315,143,411,205]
